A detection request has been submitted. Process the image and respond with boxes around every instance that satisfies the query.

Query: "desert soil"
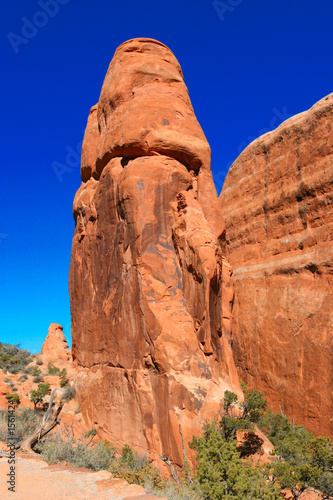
[0,456,165,499]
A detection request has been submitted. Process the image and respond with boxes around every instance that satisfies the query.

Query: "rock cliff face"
[69,38,241,465]
[220,94,333,437]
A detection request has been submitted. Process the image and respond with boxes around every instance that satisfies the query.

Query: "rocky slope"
[0,324,82,435]
[219,93,333,437]
[69,38,241,466]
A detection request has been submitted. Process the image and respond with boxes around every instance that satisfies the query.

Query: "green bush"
[37,433,115,471]
[61,385,76,402]
[36,359,43,366]
[85,427,97,438]
[259,411,333,497]
[47,362,60,375]
[33,375,44,384]
[187,386,332,499]
[30,383,51,409]
[0,407,39,443]
[22,365,34,374]
[109,444,167,491]
[0,343,33,374]
[31,366,41,377]
[5,393,20,406]
[218,386,267,443]
[59,368,69,387]
[189,421,280,499]
[19,374,28,382]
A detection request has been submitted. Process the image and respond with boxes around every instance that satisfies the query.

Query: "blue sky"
[1,0,333,353]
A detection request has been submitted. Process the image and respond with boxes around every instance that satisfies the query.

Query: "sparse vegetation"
[109,443,167,491]
[33,375,44,384]
[61,385,76,402]
[31,366,41,377]
[59,368,69,388]
[0,342,33,374]
[5,393,20,406]
[0,407,39,443]
[47,362,60,375]
[37,430,115,471]
[30,382,51,410]
[85,427,97,438]
[22,365,34,374]
[19,374,28,382]
[36,359,43,366]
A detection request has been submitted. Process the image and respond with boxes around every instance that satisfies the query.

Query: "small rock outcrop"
[220,94,333,438]
[41,323,71,366]
[69,38,241,465]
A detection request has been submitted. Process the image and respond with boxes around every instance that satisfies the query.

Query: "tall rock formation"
[69,38,241,465]
[220,94,333,437]
[41,323,71,367]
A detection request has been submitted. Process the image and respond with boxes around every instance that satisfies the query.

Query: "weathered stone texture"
[220,94,333,437]
[70,38,241,464]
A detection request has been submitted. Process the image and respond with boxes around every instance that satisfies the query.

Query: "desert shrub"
[59,368,69,387]
[7,380,18,391]
[19,374,28,382]
[0,343,33,374]
[146,480,201,500]
[217,385,267,444]
[0,407,39,443]
[22,365,34,374]
[61,385,76,402]
[36,359,43,366]
[30,383,51,409]
[33,375,44,384]
[85,427,97,438]
[74,406,81,414]
[110,444,166,490]
[31,366,41,377]
[189,420,280,500]
[259,412,333,497]
[37,433,115,471]
[4,377,11,384]
[47,362,60,375]
[5,393,20,406]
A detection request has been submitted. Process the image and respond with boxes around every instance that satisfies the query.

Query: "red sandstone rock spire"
[69,38,241,465]
[41,323,71,366]
[219,93,333,438]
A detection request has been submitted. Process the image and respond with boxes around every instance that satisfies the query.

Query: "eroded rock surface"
[41,323,71,366]
[220,94,333,437]
[70,38,241,465]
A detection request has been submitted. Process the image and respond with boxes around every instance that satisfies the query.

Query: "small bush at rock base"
[37,432,115,471]
[0,407,39,443]
[61,385,76,402]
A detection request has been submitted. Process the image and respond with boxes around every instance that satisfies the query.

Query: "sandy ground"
[0,456,165,500]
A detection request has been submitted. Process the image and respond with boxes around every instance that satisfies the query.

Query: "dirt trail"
[0,456,165,499]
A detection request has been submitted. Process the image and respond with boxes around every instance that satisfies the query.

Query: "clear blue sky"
[1,0,332,353]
